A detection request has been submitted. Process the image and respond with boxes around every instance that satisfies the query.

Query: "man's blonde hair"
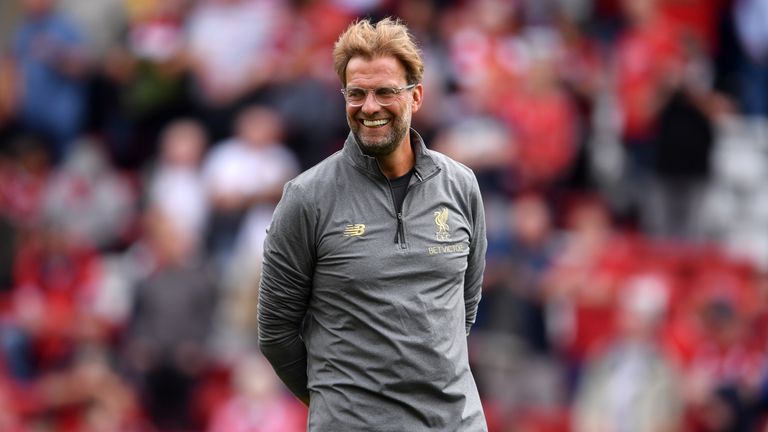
[333,17,424,86]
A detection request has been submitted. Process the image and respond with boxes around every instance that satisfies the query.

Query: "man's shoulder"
[284,149,347,192]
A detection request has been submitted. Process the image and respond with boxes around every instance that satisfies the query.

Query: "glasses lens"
[345,88,366,105]
[374,88,398,106]
[344,86,410,106]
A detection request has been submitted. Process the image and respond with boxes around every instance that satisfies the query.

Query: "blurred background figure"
[472,191,568,430]
[202,104,299,361]
[201,104,298,272]
[122,209,218,431]
[543,195,636,385]
[1,219,102,383]
[146,118,209,253]
[185,0,288,142]
[101,0,190,169]
[207,353,306,432]
[11,0,91,164]
[492,29,579,195]
[572,272,683,432]
[41,137,136,252]
[733,0,768,117]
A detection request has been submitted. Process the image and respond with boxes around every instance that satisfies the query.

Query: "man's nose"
[361,91,381,114]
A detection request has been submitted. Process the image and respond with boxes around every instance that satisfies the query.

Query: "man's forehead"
[345,56,407,84]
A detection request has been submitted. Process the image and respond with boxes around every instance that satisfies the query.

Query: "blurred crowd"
[0,0,768,430]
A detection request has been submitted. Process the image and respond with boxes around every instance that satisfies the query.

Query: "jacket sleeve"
[463,173,487,335]
[258,181,316,404]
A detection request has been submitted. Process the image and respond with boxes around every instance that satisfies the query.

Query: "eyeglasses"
[341,84,416,107]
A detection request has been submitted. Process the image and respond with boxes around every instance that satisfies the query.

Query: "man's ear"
[411,83,424,112]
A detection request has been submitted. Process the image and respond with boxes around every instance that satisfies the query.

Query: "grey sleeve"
[463,174,487,335]
[258,181,316,404]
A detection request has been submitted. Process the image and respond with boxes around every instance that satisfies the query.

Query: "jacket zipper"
[395,212,405,247]
[387,178,407,248]
[390,170,429,249]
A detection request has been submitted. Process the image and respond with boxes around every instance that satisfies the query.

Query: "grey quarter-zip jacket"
[258,129,488,431]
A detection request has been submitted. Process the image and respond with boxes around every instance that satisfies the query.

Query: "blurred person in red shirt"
[444,0,527,113]
[611,0,721,240]
[661,0,729,55]
[1,220,102,382]
[443,1,580,195]
[614,0,684,146]
[493,29,579,193]
[673,260,768,431]
[611,0,684,224]
[543,195,638,388]
[0,136,50,227]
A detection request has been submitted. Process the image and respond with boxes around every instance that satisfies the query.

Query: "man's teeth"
[362,119,389,127]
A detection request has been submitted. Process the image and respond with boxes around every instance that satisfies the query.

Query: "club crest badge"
[433,207,450,241]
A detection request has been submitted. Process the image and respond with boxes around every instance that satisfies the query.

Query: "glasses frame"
[340,84,417,107]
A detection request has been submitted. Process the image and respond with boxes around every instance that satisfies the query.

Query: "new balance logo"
[343,224,366,237]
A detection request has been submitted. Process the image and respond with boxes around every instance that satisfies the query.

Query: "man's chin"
[354,134,397,157]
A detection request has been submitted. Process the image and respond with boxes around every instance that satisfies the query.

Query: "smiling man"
[257,17,488,431]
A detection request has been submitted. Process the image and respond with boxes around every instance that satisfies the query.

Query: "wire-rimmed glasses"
[341,84,416,107]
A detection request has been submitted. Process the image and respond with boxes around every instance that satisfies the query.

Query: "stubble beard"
[350,104,412,157]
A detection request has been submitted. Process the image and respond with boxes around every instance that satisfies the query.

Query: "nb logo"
[343,224,366,237]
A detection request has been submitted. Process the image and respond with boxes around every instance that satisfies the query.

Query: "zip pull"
[394,212,405,245]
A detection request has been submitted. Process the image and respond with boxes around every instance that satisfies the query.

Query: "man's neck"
[377,137,415,179]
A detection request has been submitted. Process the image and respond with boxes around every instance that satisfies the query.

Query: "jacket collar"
[343,128,439,180]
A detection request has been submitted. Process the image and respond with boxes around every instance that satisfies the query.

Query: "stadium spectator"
[493,29,579,193]
[146,118,209,251]
[101,0,191,168]
[207,353,306,432]
[11,0,91,164]
[611,0,685,221]
[185,0,289,141]
[1,218,102,383]
[268,0,355,167]
[0,134,51,227]
[40,137,136,251]
[572,272,684,432]
[480,191,562,354]
[201,104,299,360]
[543,195,637,388]
[201,104,299,274]
[473,192,567,428]
[122,209,218,431]
[732,0,768,116]
[431,115,516,195]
